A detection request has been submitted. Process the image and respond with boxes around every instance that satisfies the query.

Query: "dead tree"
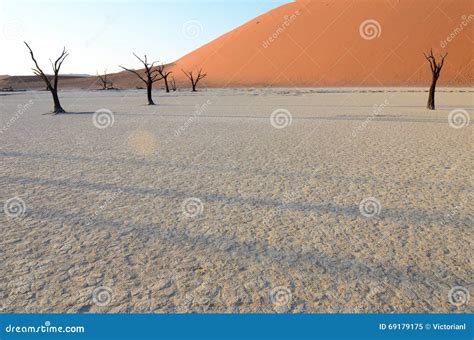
[424,49,447,110]
[182,68,206,92]
[119,54,161,105]
[157,64,172,93]
[171,76,177,91]
[97,69,114,90]
[24,42,68,114]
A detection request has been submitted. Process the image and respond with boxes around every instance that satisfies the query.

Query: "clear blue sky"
[0,0,290,75]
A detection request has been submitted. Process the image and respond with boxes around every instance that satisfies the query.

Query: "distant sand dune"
[1,0,472,90]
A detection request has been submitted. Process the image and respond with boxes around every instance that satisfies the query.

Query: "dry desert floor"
[0,88,472,313]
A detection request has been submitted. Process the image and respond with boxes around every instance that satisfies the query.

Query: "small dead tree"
[24,42,68,114]
[119,53,161,105]
[170,76,177,91]
[182,68,206,92]
[97,69,114,90]
[157,64,172,93]
[424,49,447,110]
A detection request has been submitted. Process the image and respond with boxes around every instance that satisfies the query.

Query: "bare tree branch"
[119,53,161,104]
[24,41,67,113]
[119,65,147,83]
[97,69,113,90]
[157,64,172,92]
[182,68,206,92]
[424,48,447,110]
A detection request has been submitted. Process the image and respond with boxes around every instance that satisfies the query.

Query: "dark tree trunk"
[147,83,155,105]
[423,49,447,111]
[51,89,65,113]
[24,42,68,114]
[120,54,160,106]
[182,68,206,92]
[164,77,170,93]
[427,77,437,110]
[171,77,176,91]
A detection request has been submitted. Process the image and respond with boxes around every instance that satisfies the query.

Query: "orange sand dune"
[171,0,473,87]
[1,0,472,90]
